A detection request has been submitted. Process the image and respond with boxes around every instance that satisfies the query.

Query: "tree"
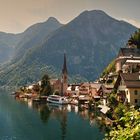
[127,29,140,49]
[41,74,50,87]
[40,74,53,96]
[105,107,140,140]
[39,105,51,123]
[107,91,118,108]
[32,84,40,93]
[113,103,127,120]
[101,59,116,79]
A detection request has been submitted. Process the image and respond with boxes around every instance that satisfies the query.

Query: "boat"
[47,95,68,104]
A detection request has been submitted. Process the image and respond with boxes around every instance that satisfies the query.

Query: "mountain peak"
[83,10,107,15]
[68,9,116,27]
[46,17,61,24]
[79,10,112,20]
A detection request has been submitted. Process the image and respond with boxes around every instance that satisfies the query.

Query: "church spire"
[61,53,68,96]
[62,53,67,74]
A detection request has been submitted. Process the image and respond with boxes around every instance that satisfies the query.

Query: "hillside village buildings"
[115,73,140,106]
[115,48,140,106]
[49,55,100,104]
[24,47,140,107]
[50,54,103,101]
[49,48,140,107]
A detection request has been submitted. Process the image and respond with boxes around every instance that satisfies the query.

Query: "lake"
[0,90,104,140]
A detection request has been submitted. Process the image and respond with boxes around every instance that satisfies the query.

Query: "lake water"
[0,90,104,140]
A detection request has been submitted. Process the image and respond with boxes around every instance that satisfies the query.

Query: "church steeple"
[62,53,67,74]
[61,53,68,96]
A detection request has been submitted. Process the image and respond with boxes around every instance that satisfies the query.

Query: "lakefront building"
[115,72,140,106]
[114,47,140,106]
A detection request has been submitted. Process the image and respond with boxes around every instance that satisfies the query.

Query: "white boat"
[47,95,68,104]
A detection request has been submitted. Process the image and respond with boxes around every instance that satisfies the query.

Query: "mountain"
[0,10,137,87]
[0,17,62,65]
[0,32,22,63]
[0,17,63,87]
[12,17,62,62]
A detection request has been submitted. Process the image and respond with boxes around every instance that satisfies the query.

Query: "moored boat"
[47,95,68,104]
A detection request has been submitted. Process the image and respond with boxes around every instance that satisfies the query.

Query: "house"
[78,82,90,103]
[114,72,140,106]
[79,82,90,96]
[98,84,113,97]
[67,84,80,96]
[89,83,102,98]
[115,48,140,72]
[78,82,103,103]
[97,84,113,105]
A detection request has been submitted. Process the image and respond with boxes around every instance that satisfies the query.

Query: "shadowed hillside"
[0,10,137,87]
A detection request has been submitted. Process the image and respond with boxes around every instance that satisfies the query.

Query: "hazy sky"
[0,0,140,33]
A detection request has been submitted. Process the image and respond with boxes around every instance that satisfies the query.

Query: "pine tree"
[127,29,140,49]
[40,74,53,96]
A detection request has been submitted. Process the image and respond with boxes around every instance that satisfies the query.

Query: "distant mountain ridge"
[0,32,22,63]
[0,17,62,64]
[12,17,63,62]
[0,17,63,86]
[23,10,136,79]
[0,10,137,87]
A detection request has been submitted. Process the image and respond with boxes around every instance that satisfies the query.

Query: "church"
[50,54,68,96]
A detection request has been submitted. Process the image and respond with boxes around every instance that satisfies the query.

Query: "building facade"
[115,48,140,72]
[115,73,140,106]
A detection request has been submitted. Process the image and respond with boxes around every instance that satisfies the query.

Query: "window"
[134,90,138,95]
[135,99,138,103]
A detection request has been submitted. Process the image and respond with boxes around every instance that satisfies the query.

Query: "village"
[1,1,140,139]
[11,30,140,140]
[15,43,140,116]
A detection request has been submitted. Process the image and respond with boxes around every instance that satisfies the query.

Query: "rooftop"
[121,72,140,88]
[90,83,102,90]
[118,48,140,57]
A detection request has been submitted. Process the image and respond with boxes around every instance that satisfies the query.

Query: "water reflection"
[33,102,68,140]
[40,104,51,123]
[30,101,103,128]
[15,98,105,140]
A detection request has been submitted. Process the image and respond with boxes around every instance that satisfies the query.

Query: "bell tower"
[61,54,68,96]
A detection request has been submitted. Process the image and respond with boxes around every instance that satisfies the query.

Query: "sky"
[0,0,140,33]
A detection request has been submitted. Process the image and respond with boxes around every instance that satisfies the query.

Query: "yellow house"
[125,88,140,106]
[115,72,140,106]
